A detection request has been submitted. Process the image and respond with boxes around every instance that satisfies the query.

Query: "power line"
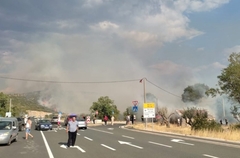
[0,76,140,84]
[146,79,181,98]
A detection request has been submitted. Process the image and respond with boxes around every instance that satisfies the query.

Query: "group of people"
[103,115,115,125]
[22,114,116,148]
[220,119,228,125]
[126,114,136,125]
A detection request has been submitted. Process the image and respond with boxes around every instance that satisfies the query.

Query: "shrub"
[192,118,222,131]
[229,123,240,130]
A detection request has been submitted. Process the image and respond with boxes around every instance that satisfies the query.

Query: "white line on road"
[101,144,116,151]
[77,133,80,135]
[118,141,143,149]
[148,141,172,148]
[203,154,219,158]
[84,136,93,141]
[88,128,113,134]
[40,131,54,158]
[122,135,135,139]
[171,139,194,146]
[74,146,86,153]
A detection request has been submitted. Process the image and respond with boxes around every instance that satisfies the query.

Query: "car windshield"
[52,117,58,119]
[39,120,50,123]
[0,121,12,130]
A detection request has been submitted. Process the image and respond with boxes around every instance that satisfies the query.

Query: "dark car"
[35,120,53,131]
[16,117,25,131]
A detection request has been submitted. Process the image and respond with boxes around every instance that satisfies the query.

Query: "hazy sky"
[0,0,239,119]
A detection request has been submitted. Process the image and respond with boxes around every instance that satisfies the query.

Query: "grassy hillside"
[7,91,54,116]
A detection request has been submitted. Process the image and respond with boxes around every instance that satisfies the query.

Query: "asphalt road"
[0,123,239,158]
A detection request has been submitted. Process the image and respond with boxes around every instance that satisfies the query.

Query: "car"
[51,116,58,124]
[16,117,25,131]
[35,119,53,131]
[77,117,87,129]
[0,117,19,145]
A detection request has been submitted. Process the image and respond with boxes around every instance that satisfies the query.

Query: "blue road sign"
[132,105,138,112]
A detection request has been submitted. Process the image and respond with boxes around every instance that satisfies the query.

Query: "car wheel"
[14,135,18,142]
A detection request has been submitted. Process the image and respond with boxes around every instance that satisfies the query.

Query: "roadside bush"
[229,123,240,130]
[191,118,222,131]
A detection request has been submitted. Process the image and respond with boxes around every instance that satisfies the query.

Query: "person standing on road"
[66,116,78,147]
[25,117,33,140]
[131,114,134,125]
[111,116,115,125]
[103,115,108,126]
[57,117,61,129]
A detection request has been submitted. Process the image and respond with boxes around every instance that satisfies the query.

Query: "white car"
[77,117,87,129]
[0,117,19,145]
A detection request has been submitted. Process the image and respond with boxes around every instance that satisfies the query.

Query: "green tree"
[230,105,240,122]
[89,96,120,120]
[123,106,132,120]
[182,83,209,103]
[205,52,240,121]
[157,107,170,127]
[182,107,208,126]
[0,92,9,117]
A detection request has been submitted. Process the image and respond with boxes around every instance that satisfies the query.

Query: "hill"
[7,91,55,117]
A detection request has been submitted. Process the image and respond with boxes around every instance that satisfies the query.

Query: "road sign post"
[132,101,138,113]
[143,103,155,129]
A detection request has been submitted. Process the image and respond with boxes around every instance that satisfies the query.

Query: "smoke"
[0,1,232,118]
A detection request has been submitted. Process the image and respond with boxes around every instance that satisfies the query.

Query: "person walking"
[141,115,144,123]
[93,115,96,124]
[57,117,61,129]
[103,115,108,126]
[66,116,78,148]
[111,116,115,125]
[131,114,134,125]
[25,117,33,140]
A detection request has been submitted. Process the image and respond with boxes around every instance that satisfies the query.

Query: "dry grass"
[131,123,240,142]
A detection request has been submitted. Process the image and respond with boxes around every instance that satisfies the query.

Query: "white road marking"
[108,128,114,130]
[60,145,86,153]
[74,146,86,153]
[84,136,93,141]
[171,139,194,146]
[88,128,113,134]
[101,144,116,151]
[122,135,135,139]
[118,141,143,149]
[77,133,80,135]
[40,131,54,158]
[203,154,219,158]
[148,141,172,148]
[60,144,67,149]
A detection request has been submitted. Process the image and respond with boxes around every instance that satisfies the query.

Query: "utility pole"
[9,98,12,113]
[142,78,147,128]
[222,97,225,119]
